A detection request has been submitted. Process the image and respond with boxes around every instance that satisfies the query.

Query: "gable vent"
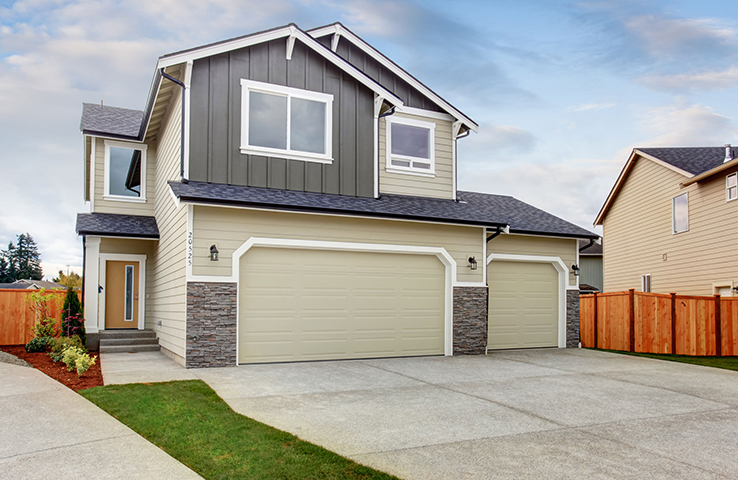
[725,144,733,163]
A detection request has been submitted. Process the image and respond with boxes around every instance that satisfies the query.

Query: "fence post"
[593,292,598,349]
[715,294,722,357]
[670,293,677,354]
[629,289,635,352]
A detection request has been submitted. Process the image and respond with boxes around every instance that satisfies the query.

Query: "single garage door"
[238,247,445,363]
[487,260,559,350]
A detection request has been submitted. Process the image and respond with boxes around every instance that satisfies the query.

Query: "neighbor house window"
[386,116,435,175]
[641,274,651,293]
[104,140,147,202]
[727,173,737,201]
[672,193,689,233]
[240,79,333,163]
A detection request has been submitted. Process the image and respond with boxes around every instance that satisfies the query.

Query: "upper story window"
[386,116,435,176]
[104,140,147,202]
[240,79,333,164]
[672,192,689,234]
[727,173,737,201]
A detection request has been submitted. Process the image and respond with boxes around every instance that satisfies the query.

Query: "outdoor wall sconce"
[572,264,580,276]
[210,244,219,261]
[468,256,478,270]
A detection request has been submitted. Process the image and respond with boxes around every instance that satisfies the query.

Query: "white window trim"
[240,79,333,164]
[385,116,436,176]
[641,274,652,293]
[713,281,734,297]
[103,140,147,203]
[672,192,689,234]
[727,173,737,202]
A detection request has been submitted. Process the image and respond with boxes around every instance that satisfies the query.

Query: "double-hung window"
[727,173,737,201]
[672,192,689,234]
[386,116,435,176]
[240,79,333,163]
[104,140,147,202]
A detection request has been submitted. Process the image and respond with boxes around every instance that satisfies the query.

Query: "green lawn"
[81,380,400,480]
[596,349,738,372]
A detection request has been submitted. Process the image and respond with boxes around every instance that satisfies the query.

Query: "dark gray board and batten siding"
[189,38,375,197]
[316,35,444,113]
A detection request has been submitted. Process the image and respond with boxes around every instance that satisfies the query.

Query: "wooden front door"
[105,260,139,329]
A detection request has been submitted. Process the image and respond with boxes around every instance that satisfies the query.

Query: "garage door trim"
[233,237,456,363]
[486,252,568,348]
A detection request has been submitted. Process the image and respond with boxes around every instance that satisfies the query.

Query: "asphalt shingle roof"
[638,146,737,176]
[80,103,144,139]
[169,181,598,239]
[76,213,159,238]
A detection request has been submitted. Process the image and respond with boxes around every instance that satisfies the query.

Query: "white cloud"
[635,101,738,147]
[625,15,737,59]
[461,124,537,159]
[572,103,616,112]
[638,66,738,92]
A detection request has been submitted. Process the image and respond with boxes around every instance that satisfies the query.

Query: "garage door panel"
[487,261,558,350]
[239,248,445,363]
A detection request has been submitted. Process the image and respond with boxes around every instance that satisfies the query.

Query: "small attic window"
[104,140,147,202]
[386,116,435,176]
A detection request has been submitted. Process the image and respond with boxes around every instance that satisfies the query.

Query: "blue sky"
[1,0,737,278]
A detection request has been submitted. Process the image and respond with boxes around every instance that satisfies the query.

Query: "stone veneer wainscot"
[186,282,237,368]
[453,286,488,355]
[566,290,580,348]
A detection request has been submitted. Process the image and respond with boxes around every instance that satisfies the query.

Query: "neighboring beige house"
[578,239,602,293]
[76,22,598,367]
[596,145,738,296]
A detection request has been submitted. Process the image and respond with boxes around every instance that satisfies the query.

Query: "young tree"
[61,287,86,346]
[53,270,83,288]
[3,233,42,281]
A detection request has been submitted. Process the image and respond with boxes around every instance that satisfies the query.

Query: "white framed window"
[641,274,652,293]
[386,116,435,176]
[672,192,689,234]
[240,79,333,164]
[104,140,147,203]
[727,173,737,201]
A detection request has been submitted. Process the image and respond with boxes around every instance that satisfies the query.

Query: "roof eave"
[508,228,600,241]
[76,230,160,239]
[681,156,738,187]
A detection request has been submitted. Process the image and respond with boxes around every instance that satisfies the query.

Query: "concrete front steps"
[99,329,160,353]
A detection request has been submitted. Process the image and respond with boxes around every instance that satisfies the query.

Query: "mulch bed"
[0,345,104,391]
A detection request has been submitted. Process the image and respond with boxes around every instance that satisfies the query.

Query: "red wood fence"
[0,289,76,345]
[581,289,738,356]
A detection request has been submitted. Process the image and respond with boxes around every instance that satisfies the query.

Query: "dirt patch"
[0,345,104,391]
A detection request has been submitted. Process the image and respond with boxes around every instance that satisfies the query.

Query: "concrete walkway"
[0,361,202,479]
[101,351,198,385]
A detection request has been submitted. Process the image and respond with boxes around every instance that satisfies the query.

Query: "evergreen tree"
[0,256,10,283]
[61,287,86,346]
[3,233,42,281]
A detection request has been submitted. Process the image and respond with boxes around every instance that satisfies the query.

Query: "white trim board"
[486,252,569,348]
[188,237,456,360]
[157,24,402,108]
[98,253,147,331]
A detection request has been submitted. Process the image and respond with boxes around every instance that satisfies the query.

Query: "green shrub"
[61,346,97,376]
[49,335,84,362]
[25,336,51,353]
[33,317,57,338]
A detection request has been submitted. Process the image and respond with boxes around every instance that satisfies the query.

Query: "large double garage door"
[238,248,445,364]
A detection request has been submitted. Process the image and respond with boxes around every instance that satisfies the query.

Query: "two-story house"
[596,145,738,296]
[76,23,598,367]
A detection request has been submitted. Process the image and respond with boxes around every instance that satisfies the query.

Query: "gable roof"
[595,148,695,226]
[637,147,737,176]
[308,22,478,133]
[80,103,145,140]
[157,23,403,108]
[169,181,598,239]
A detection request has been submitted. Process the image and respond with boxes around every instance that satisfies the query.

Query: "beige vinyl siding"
[92,136,156,216]
[149,93,188,362]
[580,256,603,292]
[379,112,454,199]
[603,157,738,295]
[191,206,484,283]
[487,234,578,286]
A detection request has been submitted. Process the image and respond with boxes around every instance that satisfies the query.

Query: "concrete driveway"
[194,348,738,480]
